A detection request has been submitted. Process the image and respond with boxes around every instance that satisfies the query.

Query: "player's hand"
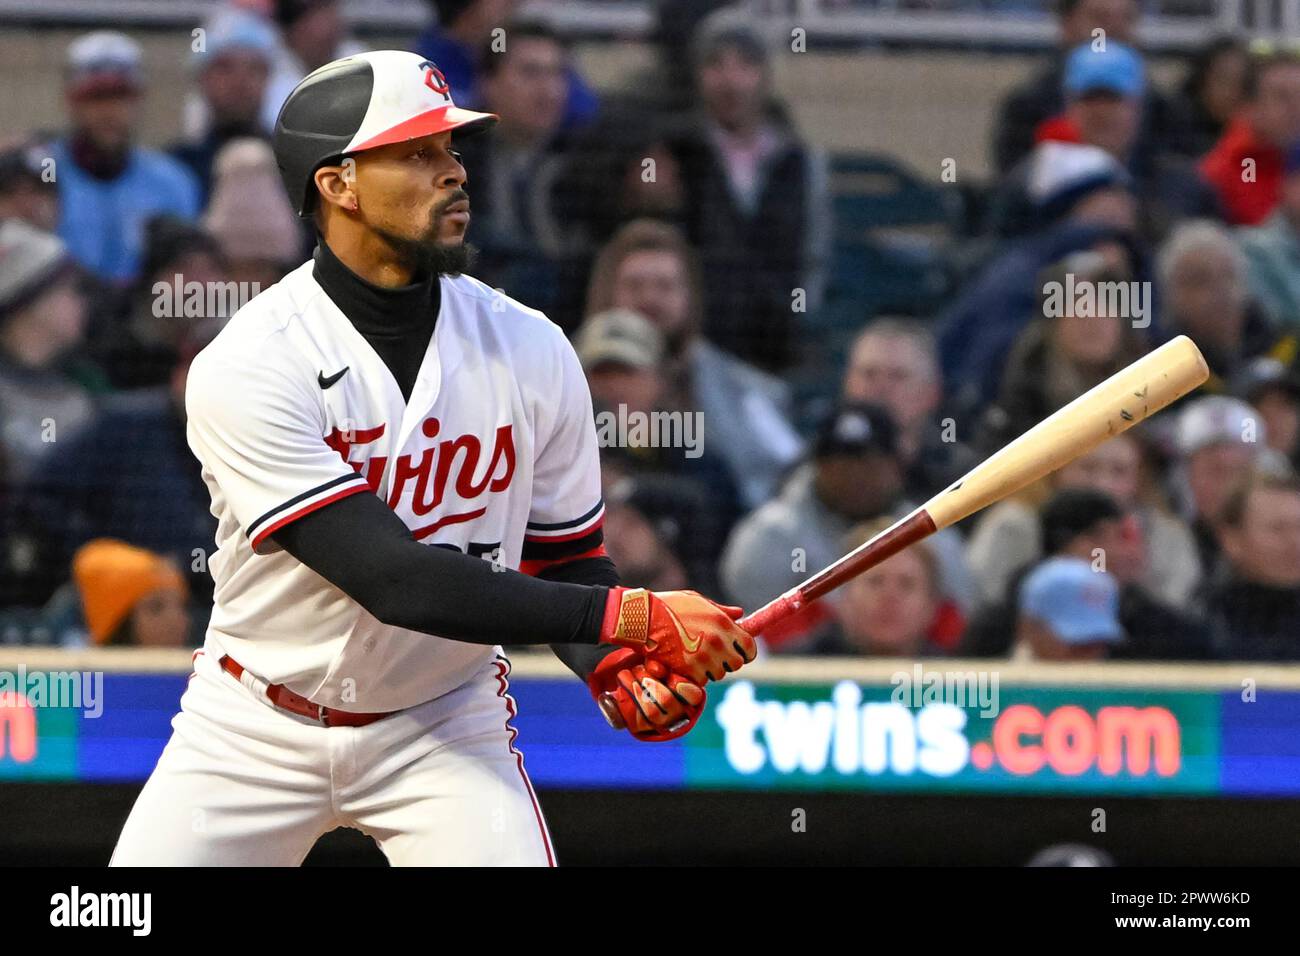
[598,588,758,686]
[587,648,705,742]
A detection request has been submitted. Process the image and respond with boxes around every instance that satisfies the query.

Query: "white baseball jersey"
[185,260,604,712]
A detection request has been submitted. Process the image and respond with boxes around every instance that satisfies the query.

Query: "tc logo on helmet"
[419,60,451,100]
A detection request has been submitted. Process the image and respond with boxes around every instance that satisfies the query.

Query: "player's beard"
[373,191,477,278]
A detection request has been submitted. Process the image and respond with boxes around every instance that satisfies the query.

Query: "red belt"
[219,655,395,728]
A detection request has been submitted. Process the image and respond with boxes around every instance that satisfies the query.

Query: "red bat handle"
[736,510,937,637]
[737,591,805,635]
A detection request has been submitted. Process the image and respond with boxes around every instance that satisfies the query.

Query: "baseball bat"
[736,334,1210,636]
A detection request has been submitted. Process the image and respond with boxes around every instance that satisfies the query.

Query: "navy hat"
[1284,140,1300,175]
[1041,488,1124,555]
[813,403,898,459]
[1231,356,1300,403]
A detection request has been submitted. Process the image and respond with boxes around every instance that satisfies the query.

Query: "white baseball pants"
[109,650,555,866]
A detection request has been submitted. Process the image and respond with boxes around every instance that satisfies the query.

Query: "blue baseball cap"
[1019,557,1123,644]
[1063,41,1145,99]
[191,9,278,72]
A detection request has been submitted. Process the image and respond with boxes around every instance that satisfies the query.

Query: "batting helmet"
[272,50,498,218]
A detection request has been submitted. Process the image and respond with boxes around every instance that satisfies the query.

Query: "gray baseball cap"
[0,219,73,317]
[574,309,665,371]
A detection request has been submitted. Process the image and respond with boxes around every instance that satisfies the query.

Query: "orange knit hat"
[72,539,189,645]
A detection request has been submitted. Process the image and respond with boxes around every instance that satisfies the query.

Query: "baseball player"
[109,51,758,867]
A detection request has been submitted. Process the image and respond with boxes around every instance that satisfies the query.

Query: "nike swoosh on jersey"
[318,366,350,389]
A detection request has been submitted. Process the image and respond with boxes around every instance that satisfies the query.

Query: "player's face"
[351,131,474,271]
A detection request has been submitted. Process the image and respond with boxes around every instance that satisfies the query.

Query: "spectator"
[0,221,96,486]
[260,0,364,131]
[203,138,303,288]
[720,403,975,651]
[1157,220,1291,389]
[967,488,1212,660]
[8,331,218,614]
[585,218,804,510]
[600,492,690,594]
[841,317,978,500]
[415,1,598,132]
[939,158,1140,417]
[990,0,1188,173]
[453,18,588,319]
[171,7,278,203]
[983,250,1144,450]
[815,517,950,657]
[1201,47,1300,225]
[1169,36,1251,159]
[1237,143,1300,327]
[1014,556,1124,661]
[1206,469,1300,660]
[966,432,1201,607]
[574,308,740,584]
[649,0,736,114]
[91,216,230,391]
[1232,357,1300,468]
[1172,395,1276,580]
[0,137,58,232]
[72,539,191,647]
[52,32,201,284]
[987,43,1216,243]
[656,8,831,370]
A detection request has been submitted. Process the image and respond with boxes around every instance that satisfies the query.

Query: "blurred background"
[1,0,1299,866]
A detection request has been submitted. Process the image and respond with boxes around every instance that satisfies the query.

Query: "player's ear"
[314,157,359,214]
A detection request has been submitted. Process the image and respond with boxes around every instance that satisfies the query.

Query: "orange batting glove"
[598,587,758,686]
[587,648,705,742]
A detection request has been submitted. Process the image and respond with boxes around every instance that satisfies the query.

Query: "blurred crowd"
[1,0,1298,662]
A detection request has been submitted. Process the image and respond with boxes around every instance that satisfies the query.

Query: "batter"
[109,51,757,867]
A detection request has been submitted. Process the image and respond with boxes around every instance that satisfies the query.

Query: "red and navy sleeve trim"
[247,473,371,552]
[524,499,605,543]
[521,500,607,575]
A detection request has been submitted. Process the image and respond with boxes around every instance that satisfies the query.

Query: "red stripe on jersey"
[410,507,488,540]
[492,659,556,866]
[250,484,371,552]
[519,543,609,577]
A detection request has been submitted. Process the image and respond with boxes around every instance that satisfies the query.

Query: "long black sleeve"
[538,555,623,681]
[270,491,607,646]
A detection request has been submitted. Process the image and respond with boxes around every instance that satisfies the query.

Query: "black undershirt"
[312,239,437,402]
[267,242,619,676]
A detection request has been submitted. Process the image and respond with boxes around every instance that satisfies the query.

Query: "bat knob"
[597,692,625,730]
